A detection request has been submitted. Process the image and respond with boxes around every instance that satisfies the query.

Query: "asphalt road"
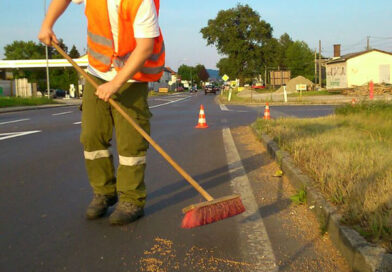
[0,92,336,271]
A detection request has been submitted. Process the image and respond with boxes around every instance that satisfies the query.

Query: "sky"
[1,0,391,70]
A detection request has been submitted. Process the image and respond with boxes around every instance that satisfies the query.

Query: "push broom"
[52,42,245,228]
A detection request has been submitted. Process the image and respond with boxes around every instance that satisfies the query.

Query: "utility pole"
[44,0,50,98]
[314,49,317,85]
[319,40,322,88]
[264,66,268,88]
[367,36,370,50]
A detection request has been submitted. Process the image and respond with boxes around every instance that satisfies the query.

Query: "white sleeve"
[133,0,160,38]
[71,0,84,4]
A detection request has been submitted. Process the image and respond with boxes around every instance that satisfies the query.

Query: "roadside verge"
[251,126,392,272]
[0,99,81,114]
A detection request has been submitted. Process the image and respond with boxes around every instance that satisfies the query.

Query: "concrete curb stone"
[251,125,392,272]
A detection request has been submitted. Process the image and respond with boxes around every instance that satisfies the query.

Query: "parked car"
[44,89,66,98]
[176,86,184,92]
[251,84,265,89]
[54,89,66,98]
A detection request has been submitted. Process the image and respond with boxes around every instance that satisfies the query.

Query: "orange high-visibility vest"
[85,0,165,82]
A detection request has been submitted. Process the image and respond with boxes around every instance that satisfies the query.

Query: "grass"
[219,88,265,104]
[0,97,56,108]
[219,88,343,104]
[288,90,341,97]
[253,101,392,251]
[148,90,176,97]
[290,189,307,205]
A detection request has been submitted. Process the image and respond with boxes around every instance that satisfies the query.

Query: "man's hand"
[95,80,122,102]
[38,26,59,46]
[38,0,71,46]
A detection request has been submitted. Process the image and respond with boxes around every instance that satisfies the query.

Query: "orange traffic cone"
[351,98,356,106]
[195,105,209,128]
[263,103,271,120]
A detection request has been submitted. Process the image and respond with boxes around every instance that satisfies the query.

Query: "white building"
[326,46,392,89]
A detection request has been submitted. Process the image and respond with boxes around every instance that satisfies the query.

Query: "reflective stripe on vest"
[113,42,165,71]
[88,47,111,66]
[84,149,111,160]
[119,155,146,166]
[88,31,113,48]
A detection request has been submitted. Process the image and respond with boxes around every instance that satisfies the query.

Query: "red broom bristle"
[181,197,245,229]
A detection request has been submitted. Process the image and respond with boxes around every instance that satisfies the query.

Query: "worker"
[38,0,165,225]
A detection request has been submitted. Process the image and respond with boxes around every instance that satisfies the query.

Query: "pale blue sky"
[1,0,391,70]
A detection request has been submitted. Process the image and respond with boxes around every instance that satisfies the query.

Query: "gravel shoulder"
[231,126,350,272]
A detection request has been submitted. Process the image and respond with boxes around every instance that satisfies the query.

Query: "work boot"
[85,194,118,220]
[109,202,144,225]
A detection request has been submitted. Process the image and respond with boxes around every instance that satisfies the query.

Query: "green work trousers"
[80,74,151,207]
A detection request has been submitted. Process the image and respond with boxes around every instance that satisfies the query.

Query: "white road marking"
[153,98,174,102]
[73,121,82,125]
[220,104,229,111]
[149,96,190,109]
[222,128,277,271]
[52,111,73,116]
[0,118,30,125]
[0,130,41,141]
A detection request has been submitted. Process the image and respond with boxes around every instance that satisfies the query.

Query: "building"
[326,45,392,89]
[148,67,178,92]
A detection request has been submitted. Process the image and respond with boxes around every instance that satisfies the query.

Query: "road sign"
[222,74,229,82]
[296,84,307,91]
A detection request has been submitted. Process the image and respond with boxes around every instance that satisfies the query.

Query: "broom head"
[181,194,245,229]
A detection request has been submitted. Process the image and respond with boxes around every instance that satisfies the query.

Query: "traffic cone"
[263,103,271,120]
[351,98,356,106]
[195,105,209,128]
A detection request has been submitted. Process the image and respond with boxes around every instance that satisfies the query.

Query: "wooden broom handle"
[52,42,214,202]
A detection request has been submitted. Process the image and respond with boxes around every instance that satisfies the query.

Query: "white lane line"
[73,121,82,125]
[0,130,41,141]
[153,98,174,102]
[220,104,229,111]
[0,118,30,125]
[52,111,73,116]
[222,128,277,271]
[149,96,190,109]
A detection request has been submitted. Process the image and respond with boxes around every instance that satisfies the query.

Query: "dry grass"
[253,101,392,251]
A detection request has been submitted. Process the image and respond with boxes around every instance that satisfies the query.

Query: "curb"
[0,102,81,114]
[251,125,392,272]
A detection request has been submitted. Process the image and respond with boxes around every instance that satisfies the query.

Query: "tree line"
[177,64,209,87]
[200,4,316,85]
[3,40,81,92]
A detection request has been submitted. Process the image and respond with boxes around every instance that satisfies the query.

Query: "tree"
[201,4,273,84]
[195,64,209,82]
[285,41,314,80]
[177,64,209,86]
[277,33,294,68]
[69,45,80,58]
[4,40,45,60]
[177,64,195,81]
[49,39,68,59]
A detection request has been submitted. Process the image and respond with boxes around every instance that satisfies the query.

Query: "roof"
[0,55,88,69]
[164,67,176,75]
[326,49,392,64]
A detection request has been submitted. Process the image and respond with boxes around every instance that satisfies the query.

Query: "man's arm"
[38,0,72,45]
[95,38,155,102]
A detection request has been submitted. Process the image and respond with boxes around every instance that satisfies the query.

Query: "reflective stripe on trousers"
[84,149,111,160]
[119,155,146,166]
